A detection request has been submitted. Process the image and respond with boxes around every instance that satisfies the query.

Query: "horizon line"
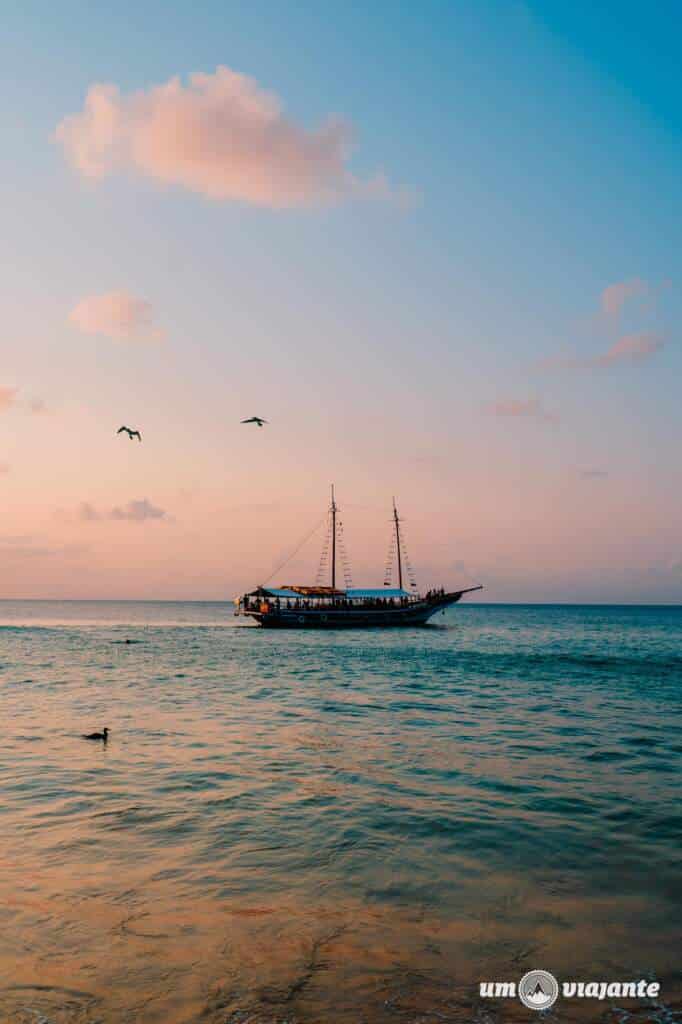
[1,598,680,608]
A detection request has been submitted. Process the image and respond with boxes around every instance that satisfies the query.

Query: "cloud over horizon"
[78,499,168,522]
[0,534,88,560]
[54,67,398,207]
[110,499,167,522]
[78,502,101,522]
[69,290,163,341]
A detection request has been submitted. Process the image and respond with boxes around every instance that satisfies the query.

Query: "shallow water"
[1,602,681,1023]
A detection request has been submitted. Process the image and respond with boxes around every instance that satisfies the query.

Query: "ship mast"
[393,497,403,590]
[316,485,352,590]
[331,484,337,589]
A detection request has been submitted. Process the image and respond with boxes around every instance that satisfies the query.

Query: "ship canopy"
[248,587,311,599]
[245,585,415,599]
[347,588,413,598]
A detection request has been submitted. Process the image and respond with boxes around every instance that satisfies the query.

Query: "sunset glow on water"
[1,602,680,1021]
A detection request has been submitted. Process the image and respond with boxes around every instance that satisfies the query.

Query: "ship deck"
[238,587,482,628]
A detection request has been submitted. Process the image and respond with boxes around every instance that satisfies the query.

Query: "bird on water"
[83,727,109,742]
[117,426,142,441]
[241,416,267,428]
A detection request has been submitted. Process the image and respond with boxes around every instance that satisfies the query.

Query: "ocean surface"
[1,601,681,1023]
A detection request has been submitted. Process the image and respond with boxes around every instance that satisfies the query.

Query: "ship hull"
[244,595,466,629]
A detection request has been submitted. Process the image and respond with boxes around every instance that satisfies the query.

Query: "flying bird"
[83,727,109,742]
[241,417,267,428]
[117,426,142,442]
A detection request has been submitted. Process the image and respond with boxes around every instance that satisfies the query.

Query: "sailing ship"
[235,488,481,628]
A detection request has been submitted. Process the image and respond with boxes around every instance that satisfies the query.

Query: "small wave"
[583,749,628,762]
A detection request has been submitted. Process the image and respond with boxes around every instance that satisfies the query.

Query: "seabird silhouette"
[117,426,142,441]
[83,727,109,742]
[241,417,267,428]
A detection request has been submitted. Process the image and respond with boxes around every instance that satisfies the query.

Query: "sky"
[1,0,680,602]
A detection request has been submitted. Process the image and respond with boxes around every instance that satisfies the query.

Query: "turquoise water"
[1,602,681,1022]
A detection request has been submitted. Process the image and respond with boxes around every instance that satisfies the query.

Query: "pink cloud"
[0,386,18,412]
[595,331,665,365]
[541,331,665,370]
[0,462,9,475]
[485,398,557,423]
[601,278,647,317]
[0,387,49,415]
[54,67,399,207]
[69,290,163,341]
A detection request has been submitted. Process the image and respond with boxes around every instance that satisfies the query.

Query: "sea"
[0,601,681,1023]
